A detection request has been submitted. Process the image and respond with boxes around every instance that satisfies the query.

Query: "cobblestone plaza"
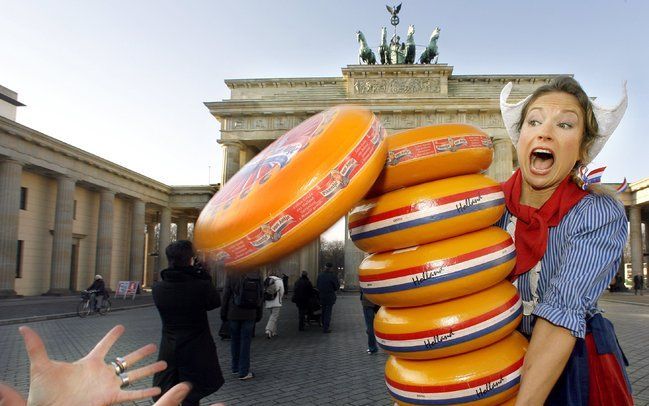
[1,293,648,405]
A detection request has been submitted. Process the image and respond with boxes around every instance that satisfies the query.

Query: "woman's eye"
[558,122,573,129]
[527,119,541,126]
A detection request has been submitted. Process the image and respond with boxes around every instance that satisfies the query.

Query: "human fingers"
[0,383,27,406]
[111,343,157,372]
[87,325,125,359]
[151,382,192,406]
[18,326,50,367]
[119,361,167,384]
[115,387,161,403]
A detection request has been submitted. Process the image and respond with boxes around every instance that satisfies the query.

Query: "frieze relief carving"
[353,78,441,95]
[422,113,437,126]
[466,113,481,126]
[485,113,502,127]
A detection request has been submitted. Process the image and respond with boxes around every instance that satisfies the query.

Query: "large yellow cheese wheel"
[368,124,493,196]
[374,281,522,360]
[386,331,528,406]
[194,106,387,269]
[359,227,515,307]
[349,174,505,254]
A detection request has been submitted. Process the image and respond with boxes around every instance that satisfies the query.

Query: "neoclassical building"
[0,85,217,297]
[205,64,649,289]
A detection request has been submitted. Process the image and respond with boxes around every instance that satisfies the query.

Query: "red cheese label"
[206,117,385,265]
[387,135,492,167]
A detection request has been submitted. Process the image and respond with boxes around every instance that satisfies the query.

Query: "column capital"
[217,139,246,149]
[0,157,24,166]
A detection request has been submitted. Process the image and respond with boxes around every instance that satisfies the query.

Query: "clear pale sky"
[1,0,647,238]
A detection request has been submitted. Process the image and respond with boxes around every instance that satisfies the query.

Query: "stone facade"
[0,88,218,296]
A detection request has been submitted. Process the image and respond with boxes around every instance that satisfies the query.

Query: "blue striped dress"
[497,192,627,338]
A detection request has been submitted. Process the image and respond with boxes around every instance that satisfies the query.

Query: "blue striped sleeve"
[533,194,627,338]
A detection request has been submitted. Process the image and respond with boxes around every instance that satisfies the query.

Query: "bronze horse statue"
[356,30,377,65]
[419,27,441,64]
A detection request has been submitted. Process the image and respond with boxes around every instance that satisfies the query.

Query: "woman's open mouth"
[530,148,554,175]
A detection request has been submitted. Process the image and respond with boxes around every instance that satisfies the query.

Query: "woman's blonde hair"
[516,76,617,197]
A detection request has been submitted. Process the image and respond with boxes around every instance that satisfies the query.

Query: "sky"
[1,0,648,240]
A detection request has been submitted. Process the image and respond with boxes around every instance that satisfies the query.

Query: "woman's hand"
[514,318,576,406]
[20,325,165,406]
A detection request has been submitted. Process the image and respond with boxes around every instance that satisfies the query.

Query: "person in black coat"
[152,240,224,406]
[292,271,314,331]
[316,263,340,333]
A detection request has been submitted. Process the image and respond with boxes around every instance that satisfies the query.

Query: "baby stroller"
[306,288,322,326]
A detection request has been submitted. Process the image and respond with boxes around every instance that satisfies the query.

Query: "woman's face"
[516,92,584,191]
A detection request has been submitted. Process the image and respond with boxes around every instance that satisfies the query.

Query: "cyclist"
[86,274,107,312]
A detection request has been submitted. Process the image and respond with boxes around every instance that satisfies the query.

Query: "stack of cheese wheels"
[194,105,387,269]
[348,124,527,406]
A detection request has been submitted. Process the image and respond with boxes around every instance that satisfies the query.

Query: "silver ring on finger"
[114,356,127,373]
[110,361,121,375]
[119,372,130,388]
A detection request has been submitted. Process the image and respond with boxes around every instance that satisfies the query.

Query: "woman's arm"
[514,318,576,406]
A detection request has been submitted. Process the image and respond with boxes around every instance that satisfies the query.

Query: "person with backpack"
[221,270,263,381]
[263,273,285,339]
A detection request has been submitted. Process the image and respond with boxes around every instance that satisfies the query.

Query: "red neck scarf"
[502,169,588,278]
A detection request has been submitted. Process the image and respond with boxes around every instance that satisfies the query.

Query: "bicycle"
[77,290,111,318]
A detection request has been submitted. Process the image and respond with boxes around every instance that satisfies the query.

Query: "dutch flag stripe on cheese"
[360,240,515,294]
[349,185,504,241]
[386,359,522,405]
[375,295,522,353]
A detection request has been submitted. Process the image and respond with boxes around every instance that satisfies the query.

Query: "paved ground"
[0,291,647,405]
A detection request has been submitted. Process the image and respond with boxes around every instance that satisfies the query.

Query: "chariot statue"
[355,4,441,65]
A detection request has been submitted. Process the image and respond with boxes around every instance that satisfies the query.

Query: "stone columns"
[47,175,76,295]
[0,159,22,297]
[95,189,114,287]
[158,207,171,271]
[630,205,643,277]
[145,223,156,286]
[488,138,514,182]
[176,217,188,241]
[299,237,320,283]
[644,220,649,263]
[219,140,243,184]
[344,215,367,291]
[129,199,145,282]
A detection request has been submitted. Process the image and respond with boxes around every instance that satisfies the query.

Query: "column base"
[0,289,18,298]
[43,288,74,296]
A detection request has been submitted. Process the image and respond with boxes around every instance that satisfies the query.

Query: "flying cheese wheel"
[374,281,522,360]
[194,106,387,269]
[348,173,505,254]
[385,331,528,406]
[368,124,493,196]
[359,227,515,307]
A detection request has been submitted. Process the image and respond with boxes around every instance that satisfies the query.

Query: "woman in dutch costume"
[499,76,632,405]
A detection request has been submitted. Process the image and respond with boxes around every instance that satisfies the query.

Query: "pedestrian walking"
[282,273,289,298]
[316,262,340,333]
[292,271,313,331]
[633,274,644,296]
[361,291,379,354]
[263,273,285,339]
[221,271,263,381]
[152,240,224,405]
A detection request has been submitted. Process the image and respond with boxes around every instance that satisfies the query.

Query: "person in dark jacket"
[221,270,263,381]
[86,274,107,311]
[316,263,340,333]
[292,271,314,331]
[152,240,223,406]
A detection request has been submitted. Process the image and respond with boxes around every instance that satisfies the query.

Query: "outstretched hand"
[20,325,165,406]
